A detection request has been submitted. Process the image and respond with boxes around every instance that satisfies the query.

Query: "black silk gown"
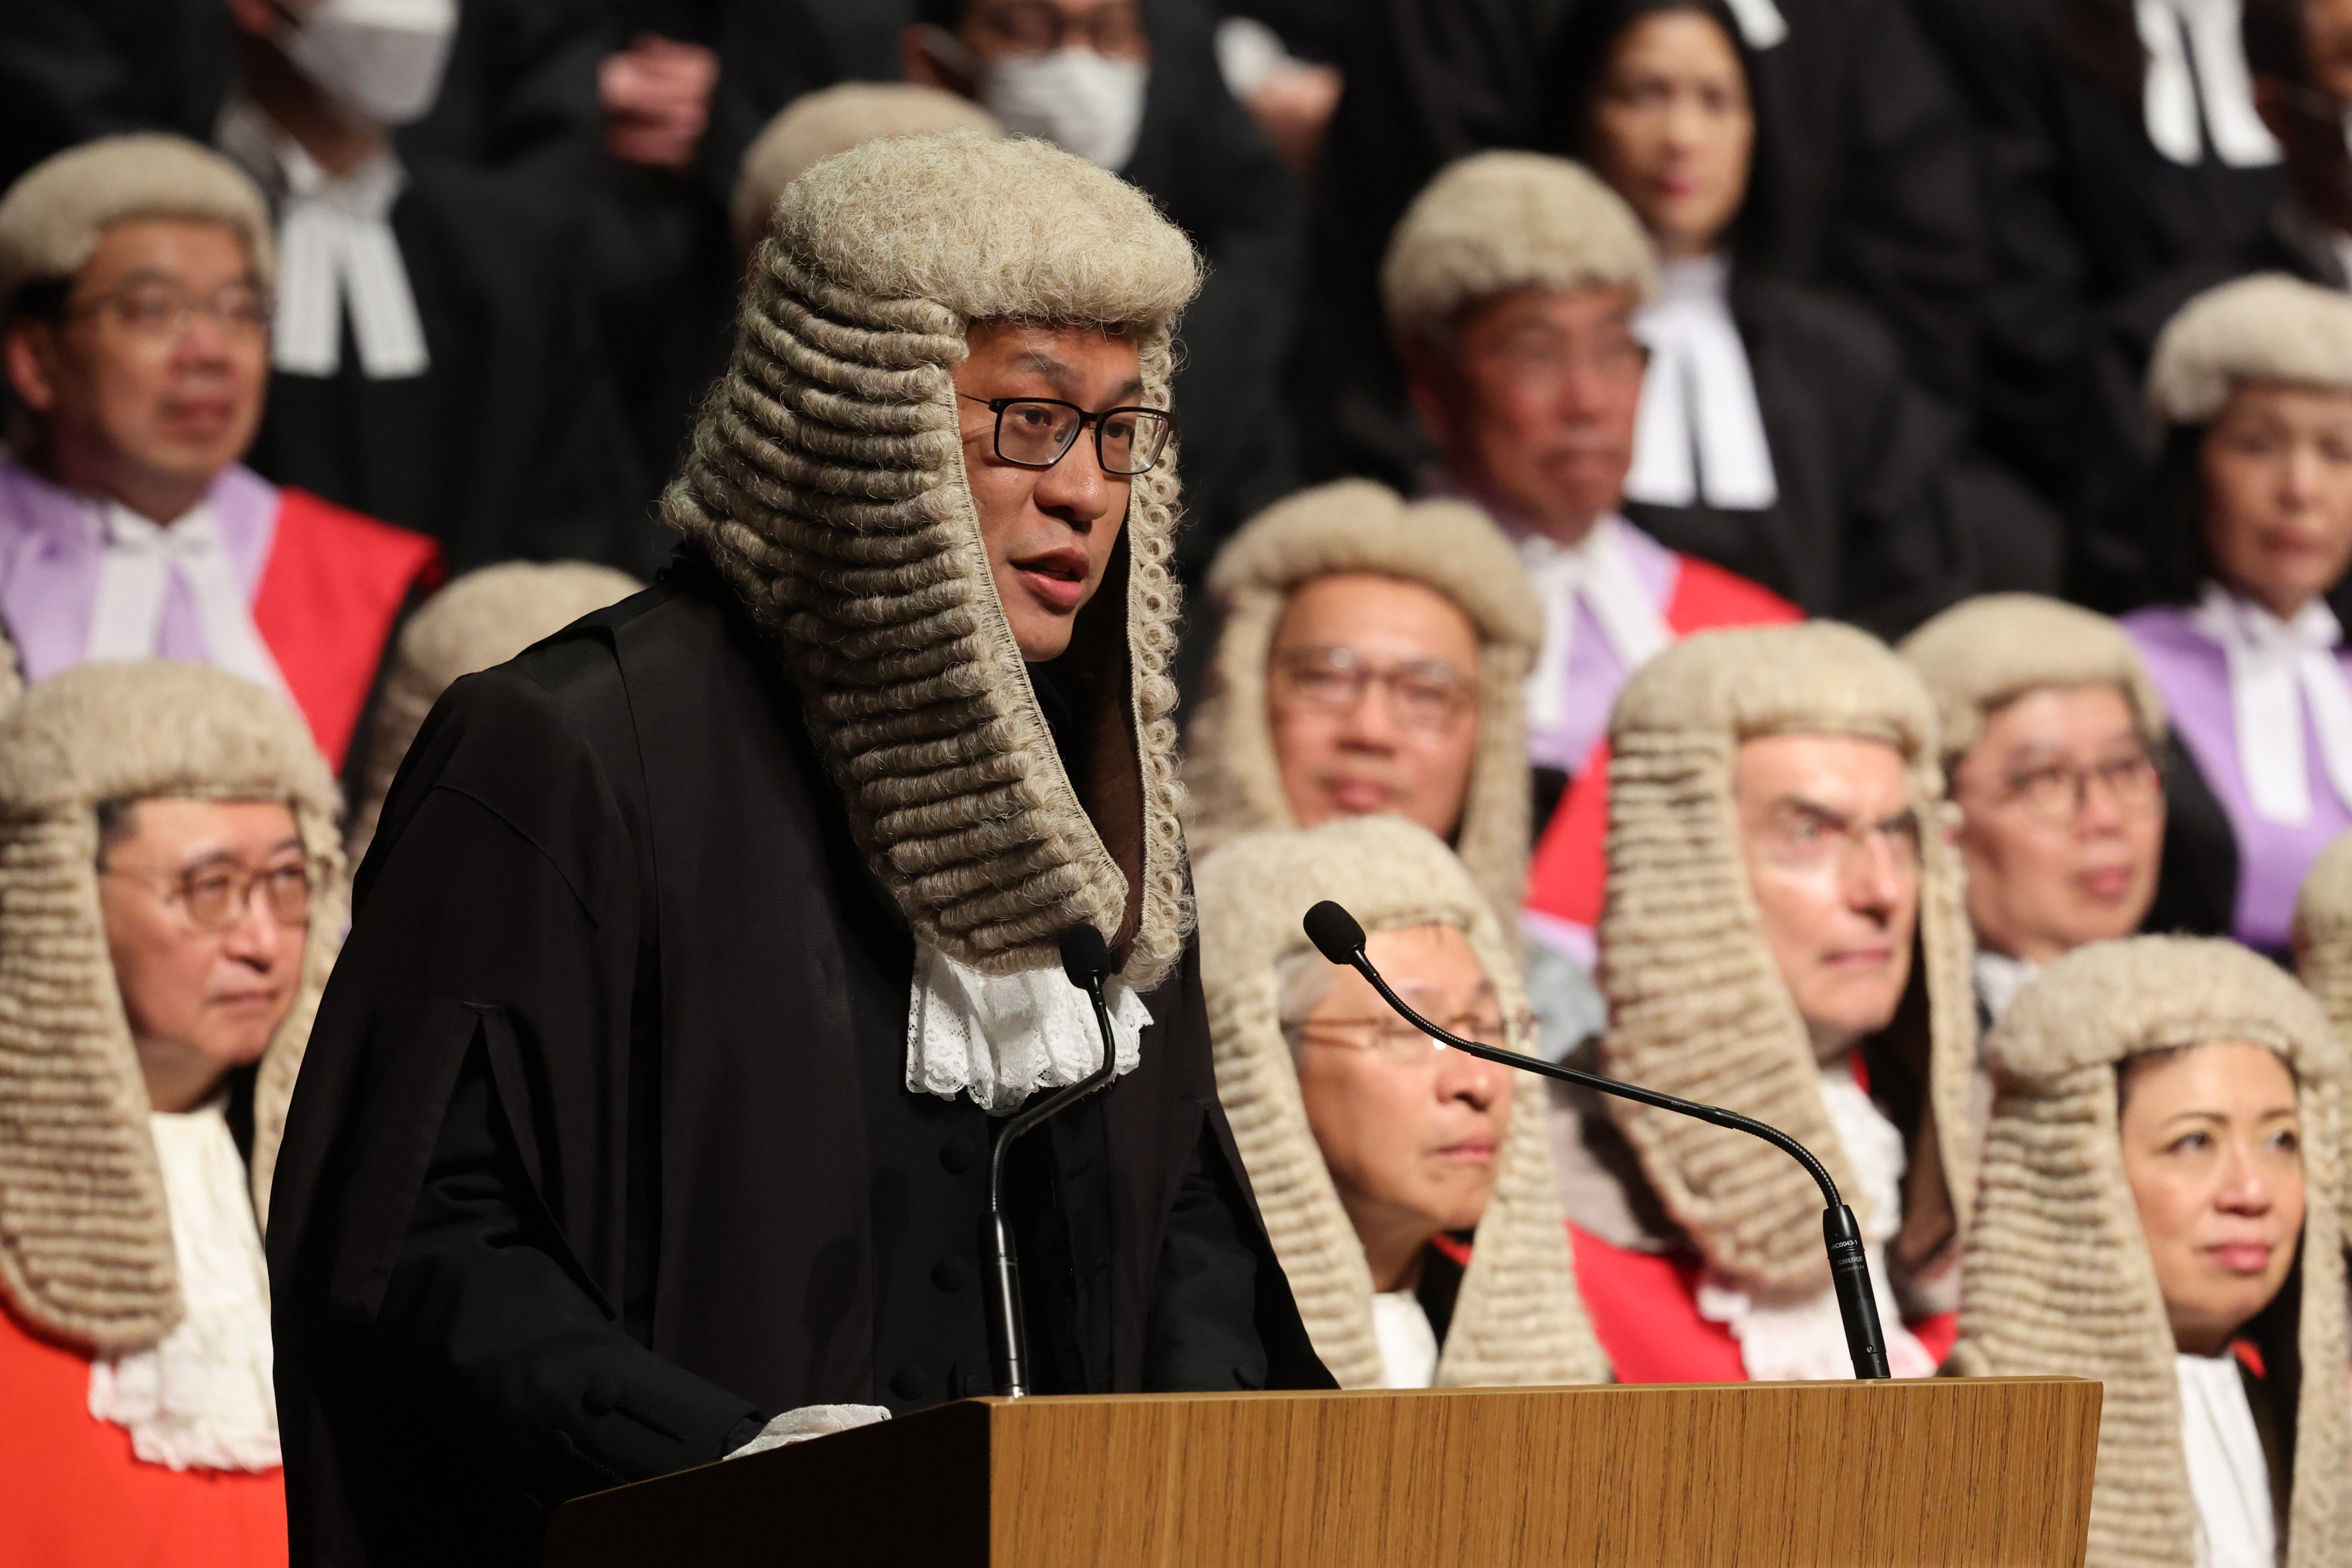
[267,552,1328,1566]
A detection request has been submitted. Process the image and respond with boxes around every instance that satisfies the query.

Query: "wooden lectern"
[543,1376,2099,1567]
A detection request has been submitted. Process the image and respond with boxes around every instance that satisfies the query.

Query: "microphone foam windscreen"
[1302,901,1368,964]
[1059,924,1114,988]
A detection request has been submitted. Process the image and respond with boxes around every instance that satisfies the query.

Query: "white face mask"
[984,48,1148,172]
[922,28,1149,173]
[278,0,458,129]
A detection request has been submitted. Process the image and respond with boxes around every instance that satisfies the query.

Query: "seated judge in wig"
[2121,274,2352,956]
[1558,622,1976,1382]
[1181,479,1604,1049]
[1195,817,1609,1392]
[1377,150,1798,966]
[1951,937,2350,1568]
[1557,0,2059,632]
[268,132,1327,1567]
[0,135,442,776]
[1899,595,2171,1024]
[0,663,344,1567]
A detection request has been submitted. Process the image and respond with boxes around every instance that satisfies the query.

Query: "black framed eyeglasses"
[957,393,1176,477]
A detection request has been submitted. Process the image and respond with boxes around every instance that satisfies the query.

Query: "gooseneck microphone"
[1302,901,1891,1380]
[982,926,1123,1398]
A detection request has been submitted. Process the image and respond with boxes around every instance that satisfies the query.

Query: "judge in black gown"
[1302,0,1982,486]
[1558,0,2059,633]
[1914,0,2292,503]
[211,0,649,575]
[267,132,1328,1567]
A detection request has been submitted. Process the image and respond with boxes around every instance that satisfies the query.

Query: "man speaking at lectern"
[268,132,1327,1566]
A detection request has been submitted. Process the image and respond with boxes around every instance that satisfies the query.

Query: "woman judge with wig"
[2123,275,2352,956]
[1194,817,1608,1391]
[1950,937,2350,1567]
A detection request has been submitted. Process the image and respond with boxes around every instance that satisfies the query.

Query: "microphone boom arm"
[1313,906,1891,1381]
[983,931,1124,1399]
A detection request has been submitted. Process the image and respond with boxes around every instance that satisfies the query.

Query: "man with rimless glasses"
[1901,595,2172,1022]
[0,134,440,778]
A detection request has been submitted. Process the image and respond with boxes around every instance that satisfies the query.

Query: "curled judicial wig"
[1897,593,2166,768]
[1184,480,1544,922]
[0,663,345,1354]
[1378,151,1659,351]
[0,133,275,312]
[1597,623,1976,1292]
[665,132,1202,988]
[1194,816,1608,1388]
[348,560,642,861]
[1951,937,2351,1568]
[2146,273,2352,428]
[730,84,1003,252]
[2293,832,2352,1244]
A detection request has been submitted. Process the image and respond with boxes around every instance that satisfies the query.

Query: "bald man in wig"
[270,134,1327,1567]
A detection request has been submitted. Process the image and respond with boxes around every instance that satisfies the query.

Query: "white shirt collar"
[1625,252,1779,512]
[1973,952,2040,1022]
[218,98,430,380]
[2134,0,2281,168]
[2189,582,2352,824]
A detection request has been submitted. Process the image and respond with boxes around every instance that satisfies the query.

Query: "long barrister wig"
[1951,937,2350,1568]
[664,132,1203,990]
[1184,479,1545,925]
[2293,831,2352,1247]
[1194,815,1609,1388]
[1597,622,1977,1293]
[0,662,346,1354]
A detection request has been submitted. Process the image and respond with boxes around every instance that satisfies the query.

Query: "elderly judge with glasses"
[1195,817,1608,1393]
[0,662,344,1568]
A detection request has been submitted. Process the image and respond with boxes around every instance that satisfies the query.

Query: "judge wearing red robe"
[0,134,440,774]
[1380,151,1798,967]
[0,662,349,1567]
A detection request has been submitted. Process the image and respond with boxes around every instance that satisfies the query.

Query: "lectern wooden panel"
[544,1377,2099,1567]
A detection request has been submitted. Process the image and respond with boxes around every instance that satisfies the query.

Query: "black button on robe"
[267,557,1328,1566]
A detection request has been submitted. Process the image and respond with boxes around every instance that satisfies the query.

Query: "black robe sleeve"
[272,666,721,1562]
[379,1029,764,1499]
[1144,1129,1272,1392]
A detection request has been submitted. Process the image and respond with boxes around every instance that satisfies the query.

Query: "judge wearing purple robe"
[2121,273,2352,955]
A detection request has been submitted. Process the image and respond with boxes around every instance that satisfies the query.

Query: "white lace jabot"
[905,944,1151,1114]
[87,1100,280,1472]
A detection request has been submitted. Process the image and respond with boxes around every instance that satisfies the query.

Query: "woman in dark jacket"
[1555,0,2060,635]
